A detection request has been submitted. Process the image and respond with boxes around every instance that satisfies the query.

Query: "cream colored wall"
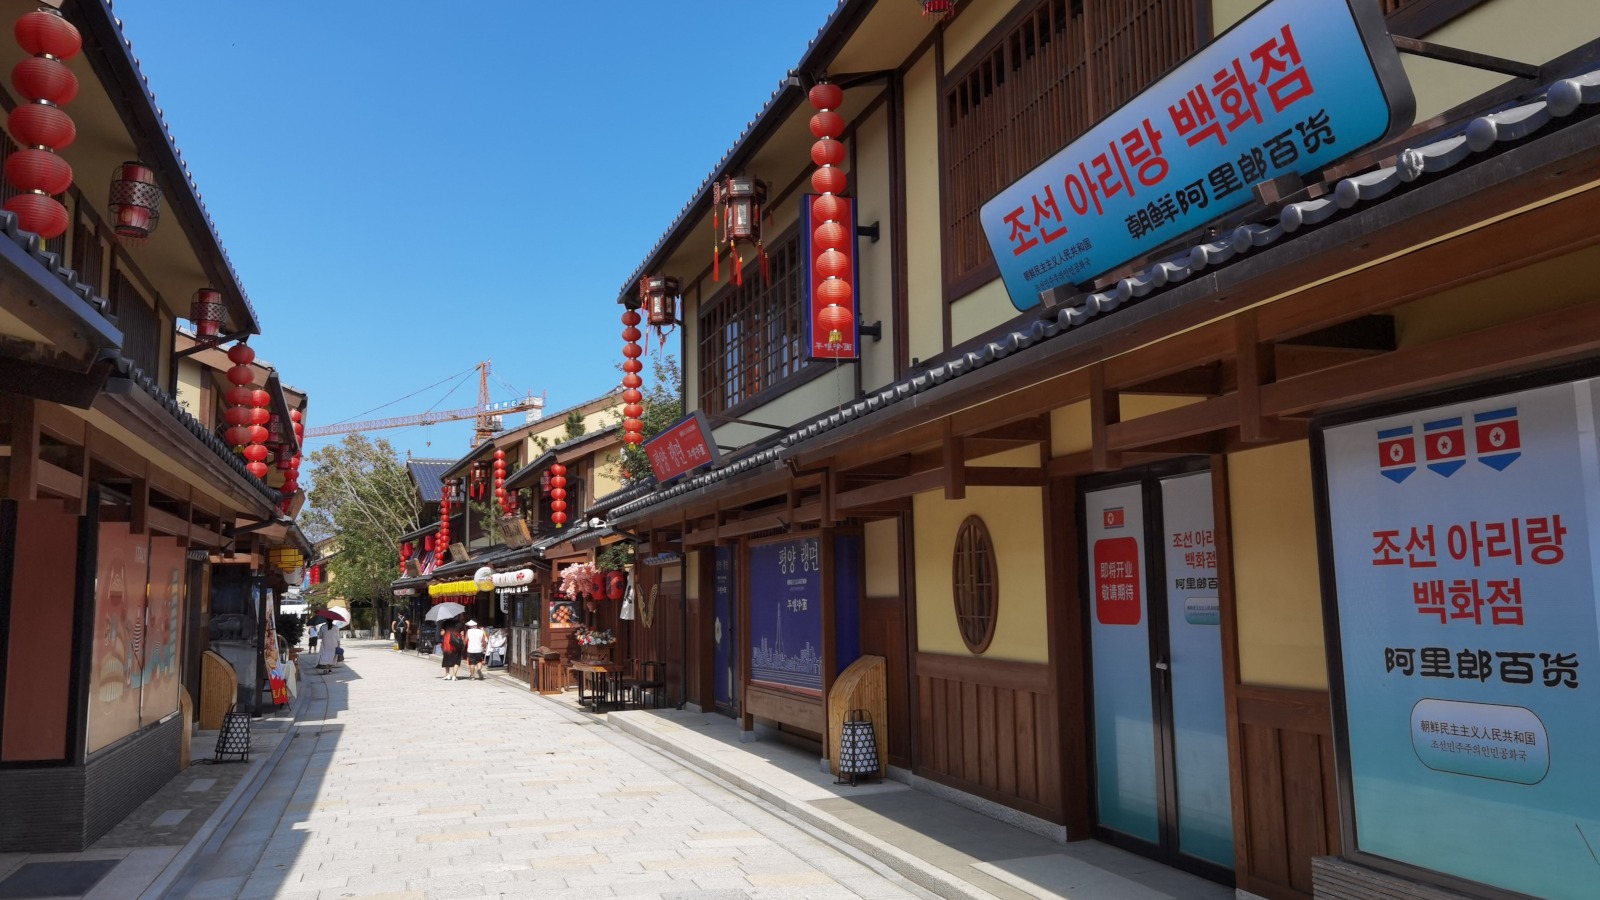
[710,365,857,448]
[855,98,897,394]
[941,0,1018,71]
[592,450,623,500]
[1227,441,1327,690]
[683,288,701,412]
[914,487,1048,663]
[1210,0,1264,33]
[1049,394,1204,456]
[864,517,900,597]
[949,279,1017,345]
[686,551,701,602]
[660,564,682,584]
[1394,243,1600,348]
[175,358,205,423]
[904,51,943,363]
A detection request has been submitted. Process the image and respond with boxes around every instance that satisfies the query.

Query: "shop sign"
[749,536,824,695]
[801,194,859,360]
[644,411,719,484]
[1319,376,1600,900]
[393,587,417,596]
[981,0,1413,312]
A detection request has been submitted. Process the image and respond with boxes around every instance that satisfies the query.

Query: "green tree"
[563,409,587,441]
[301,435,420,626]
[612,353,683,485]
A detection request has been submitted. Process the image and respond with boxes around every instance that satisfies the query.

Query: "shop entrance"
[1081,465,1234,882]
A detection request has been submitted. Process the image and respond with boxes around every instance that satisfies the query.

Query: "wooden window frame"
[696,224,812,418]
[952,515,999,654]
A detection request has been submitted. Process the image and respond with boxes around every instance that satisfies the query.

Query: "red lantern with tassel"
[711,175,769,286]
[4,7,78,240]
[549,462,567,528]
[107,162,162,245]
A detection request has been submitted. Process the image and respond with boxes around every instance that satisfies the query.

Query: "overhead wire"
[323,364,479,427]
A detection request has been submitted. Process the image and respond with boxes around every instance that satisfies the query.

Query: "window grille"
[952,515,999,654]
[697,231,806,416]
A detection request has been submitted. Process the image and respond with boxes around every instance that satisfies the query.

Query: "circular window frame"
[952,515,999,654]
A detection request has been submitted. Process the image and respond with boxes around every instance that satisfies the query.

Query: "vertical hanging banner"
[980,0,1413,311]
[1319,376,1600,900]
[802,194,860,359]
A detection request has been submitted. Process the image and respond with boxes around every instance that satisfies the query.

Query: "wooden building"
[0,0,310,851]
[595,2,1600,898]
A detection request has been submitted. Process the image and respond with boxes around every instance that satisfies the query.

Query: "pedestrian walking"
[392,612,407,651]
[440,620,462,680]
[465,619,487,680]
[317,621,341,671]
[308,621,320,654]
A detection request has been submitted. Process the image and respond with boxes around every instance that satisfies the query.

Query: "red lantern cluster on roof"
[277,409,303,514]
[223,343,270,479]
[308,564,323,585]
[712,175,769,286]
[620,301,646,446]
[549,462,568,529]
[809,81,855,346]
[4,7,81,239]
[107,161,162,245]
[493,449,509,513]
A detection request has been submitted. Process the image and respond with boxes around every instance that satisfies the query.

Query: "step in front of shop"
[1313,857,1476,900]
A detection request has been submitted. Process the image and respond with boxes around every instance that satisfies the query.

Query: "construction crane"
[304,361,544,447]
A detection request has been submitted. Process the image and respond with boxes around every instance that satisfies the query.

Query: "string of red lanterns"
[809,80,856,347]
[4,7,81,239]
[283,408,304,514]
[621,302,645,445]
[222,343,270,479]
[399,540,412,576]
[439,479,454,553]
[549,462,568,529]
[493,449,508,513]
[712,175,769,286]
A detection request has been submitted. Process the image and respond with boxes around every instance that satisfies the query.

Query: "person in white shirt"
[465,620,488,681]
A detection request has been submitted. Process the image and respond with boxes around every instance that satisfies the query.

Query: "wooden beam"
[146,506,190,538]
[7,396,37,501]
[1089,364,1121,472]
[942,420,965,500]
[130,477,148,535]
[36,459,82,500]
[74,424,93,515]
[1274,344,1387,380]
[1235,312,1279,444]
[714,513,788,540]
[1121,364,1223,396]
[1107,394,1240,451]
[962,467,1047,487]
[34,402,86,445]
[835,468,943,510]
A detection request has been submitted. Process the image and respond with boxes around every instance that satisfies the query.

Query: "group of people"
[436,618,489,681]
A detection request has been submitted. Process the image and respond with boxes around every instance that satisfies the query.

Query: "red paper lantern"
[190,288,226,341]
[250,389,271,408]
[224,407,251,427]
[15,9,81,59]
[247,461,269,479]
[225,426,253,447]
[818,303,854,343]
[809,110,843,139]
[712,176,769,285]
[549,463,568,528]
[290,409,302,423]
[811,137,846,167]
[227,343,256,366]
[243,444,269,462]
[818,278,853,306]
[9,102,75,149]
[226,364,252,386]
[3,147,70,196]
[622,389,642,404]
[590,570,606,597]
[920,0,959,20]
[3,192,66,239]
[809,82,843,111]
[108,162,161,245]
[815,248,850,280]
[812,193,844,224]
[813,221,850,253]
[811,165,847,196]
[622,373,643,389]
[11,56,76,104]
[607,570,626,601]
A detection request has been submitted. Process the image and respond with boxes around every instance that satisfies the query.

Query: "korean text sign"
[643,411,720,484]
[1320,378,1600,900]
[748,537,824,696]
[980,0,1413,311]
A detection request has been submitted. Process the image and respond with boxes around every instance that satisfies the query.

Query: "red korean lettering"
[1404,524,1437,568]
[1523,515,1566,565]
[1447,522,1483,567]
[1169,85,1225,148]
[1483,578,1523,626]
[1120,118,1169,187]
[1482,519,1523,566]
[1413,580,1445,623]
[1001,205,1039,256]
[1090,143,1134,201]
[1062,165,1104,216]
[1030,185,1069,244]
[1447,578,1483,625]
[1211,57,1263,133]
[1372,530,1403,566]
[1249,24,1314,113]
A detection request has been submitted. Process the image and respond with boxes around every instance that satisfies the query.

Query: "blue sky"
[114,1,841,462]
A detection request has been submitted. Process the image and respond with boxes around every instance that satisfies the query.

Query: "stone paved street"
[168,640,935,900]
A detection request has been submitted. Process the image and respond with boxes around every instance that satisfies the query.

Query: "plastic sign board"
[1319,377,1600,900]
[981,0,1414,312]
[643,410,720,484]
[802,194,860,359]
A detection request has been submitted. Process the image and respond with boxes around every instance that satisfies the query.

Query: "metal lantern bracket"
[859,319,883,342]
[175,330,252,358]
[856,220,880,243]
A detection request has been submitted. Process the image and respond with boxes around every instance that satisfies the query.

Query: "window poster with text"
[748,537,823,696]
[1321,377,1600,899]
[89,524,146,753]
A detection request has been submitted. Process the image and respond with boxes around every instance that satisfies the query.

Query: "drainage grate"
[0,860,121,899]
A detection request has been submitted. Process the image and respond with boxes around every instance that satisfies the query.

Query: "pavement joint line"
[137,667,319,900]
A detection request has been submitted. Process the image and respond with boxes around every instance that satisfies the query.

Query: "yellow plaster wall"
[950,279,1017,345]
[913,487,1048,662]
[941,0,1018,71]
[904,51,944,364]
[1393,242,1600,348]
[592,451,623,500]
[855,99,897,395]
[709,365,857,448]
[175,359,205,423]
[1227,440,1327,690]
[686,551,701,602]
[660,564,682,584]
[1049,394,1203,456]
[864,517,900,597]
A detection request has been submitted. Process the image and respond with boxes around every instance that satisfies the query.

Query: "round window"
[952,515,998,654]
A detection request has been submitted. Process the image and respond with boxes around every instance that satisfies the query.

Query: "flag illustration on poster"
[1377,426,1416,483]
[1102,507,1125,528]
[1474,407,1521,471]
[1423,417,1466,477]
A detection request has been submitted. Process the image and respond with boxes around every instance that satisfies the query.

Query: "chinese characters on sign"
[802,194,860,360]
[1320,378,1600,900]
[981,0,1413,311]
[643,411,720,484]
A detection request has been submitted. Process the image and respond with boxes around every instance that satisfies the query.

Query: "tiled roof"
[609,67,1600,522]
[406,458,454,503]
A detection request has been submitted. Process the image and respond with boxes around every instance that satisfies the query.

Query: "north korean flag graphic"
[1102,507,1125,529]
[1377,426,1416,483]
[1423,417,1467,477]
[1474,407,1521,471]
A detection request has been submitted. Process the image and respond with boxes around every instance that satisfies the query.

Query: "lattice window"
[111,266,160,375]
[697,231,806,416]
[943,0,1198,293]
[952,516,999,654]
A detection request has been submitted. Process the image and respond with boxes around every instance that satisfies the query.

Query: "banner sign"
[801,193,860,360]
[1320,377,1600,900]
[644,410,720,485]
[749,536,823,695]
[981,0,1413,311]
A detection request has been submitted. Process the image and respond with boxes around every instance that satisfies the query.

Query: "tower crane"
[303,361,543,447]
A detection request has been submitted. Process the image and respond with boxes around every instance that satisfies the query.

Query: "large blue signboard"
[981,0,1413,311]
[1320,377,1600,899]
[749,537,824,695]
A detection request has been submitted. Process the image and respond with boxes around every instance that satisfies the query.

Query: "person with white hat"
[464,619,488,681]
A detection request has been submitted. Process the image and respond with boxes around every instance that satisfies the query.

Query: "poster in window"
[88,523,145,753]
[749,537,823,695]
[1320,377,1600,900]
[141,537,186,723]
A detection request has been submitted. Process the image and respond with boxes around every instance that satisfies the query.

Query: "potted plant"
[573,624,616,662]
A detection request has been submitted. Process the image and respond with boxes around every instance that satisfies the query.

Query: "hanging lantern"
[493,449,509,513]
[919,0,959,20]
[711,175,769,286]
[190,288,226,342]
[4,8,79,240]
[619,306,647,443]
[638,274,679,329]
[607,570,625,601]
[549,462,567,528]
[808,80,860,360]
[107,162,162,245]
